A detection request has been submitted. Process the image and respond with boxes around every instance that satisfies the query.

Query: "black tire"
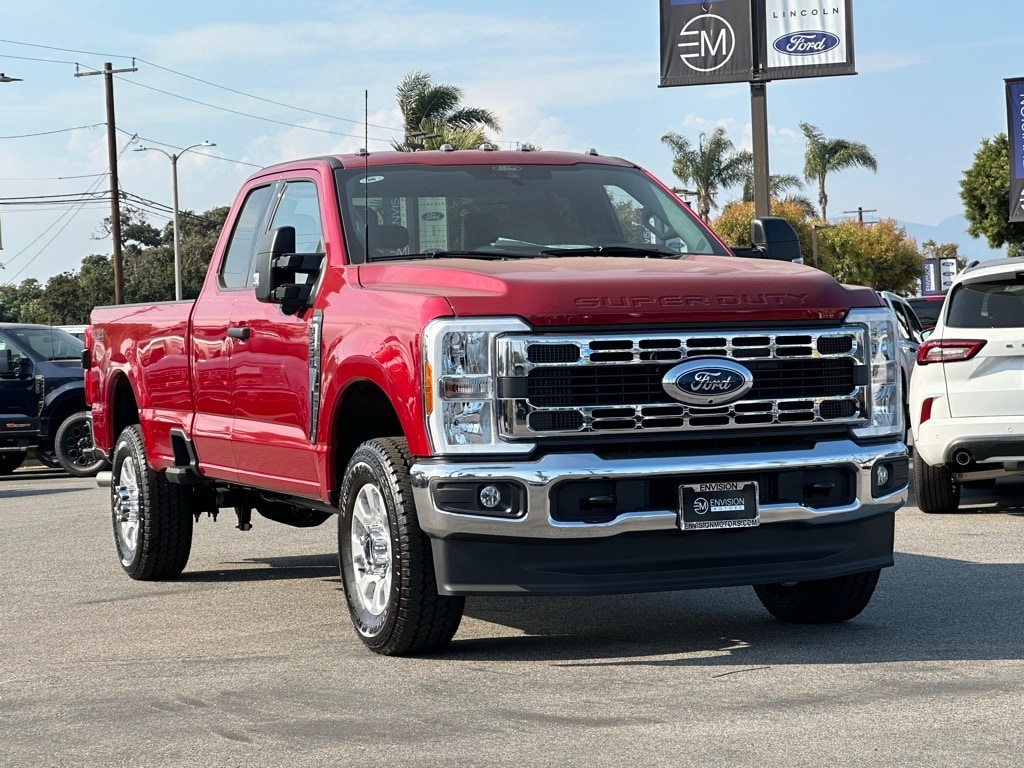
[0,450,27,475]
[54,411,109,478]
[754,569,881,623]
[338,437,464,656]
[110,425,193,580]
[914,451,961,513]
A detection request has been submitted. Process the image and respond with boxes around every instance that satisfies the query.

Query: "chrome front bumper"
[410,438,908,540]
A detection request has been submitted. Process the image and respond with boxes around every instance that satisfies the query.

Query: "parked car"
[907,295,945,332]
[910,257,1024,512]
[877,291,924,441]
[0,323,107,476]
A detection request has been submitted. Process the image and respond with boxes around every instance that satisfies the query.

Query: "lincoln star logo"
[662,358,754,406]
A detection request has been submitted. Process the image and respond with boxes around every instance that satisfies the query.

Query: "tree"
[959,133,1024,254]
[712,199,817,259]
[740,172,816,218]
[394,72,501,151]
[814,218,922,293]
[799,122,878,221]
[661,126,751,223]
[921,239,967,272]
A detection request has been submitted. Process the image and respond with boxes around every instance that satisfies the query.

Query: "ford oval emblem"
[422,211,445,221]
[662,358,754,406]
[772,31,841,56]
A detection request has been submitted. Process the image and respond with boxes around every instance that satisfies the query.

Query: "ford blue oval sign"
[662,359,754,406]
[772,31,841,56]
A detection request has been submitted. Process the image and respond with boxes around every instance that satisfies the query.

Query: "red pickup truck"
[87,148,908,655]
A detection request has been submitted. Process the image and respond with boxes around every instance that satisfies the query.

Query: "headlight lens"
[423,317,533,455]
[849,308,903,439]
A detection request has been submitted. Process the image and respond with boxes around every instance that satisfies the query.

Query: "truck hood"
[356,256,877,326]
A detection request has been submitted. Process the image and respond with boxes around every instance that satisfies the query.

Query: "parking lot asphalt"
[1,465,1022,768]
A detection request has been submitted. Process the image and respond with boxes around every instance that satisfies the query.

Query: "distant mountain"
[898,214,1007,263]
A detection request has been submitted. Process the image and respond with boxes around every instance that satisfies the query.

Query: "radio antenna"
[363,89,369,260]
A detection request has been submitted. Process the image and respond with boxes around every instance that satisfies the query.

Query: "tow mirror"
[254,225,324,315]
[0,349,28,379]
[750,217,803,263]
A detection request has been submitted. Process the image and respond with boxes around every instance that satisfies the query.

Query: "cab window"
[220,185,273,290]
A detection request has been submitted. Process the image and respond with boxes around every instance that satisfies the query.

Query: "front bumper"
[410,438,908,595]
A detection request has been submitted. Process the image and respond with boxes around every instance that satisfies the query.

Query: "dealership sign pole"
[1006,77,1024,224]
[660,0,856,218]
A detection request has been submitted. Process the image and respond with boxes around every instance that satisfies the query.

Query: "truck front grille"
[497,329,867,438]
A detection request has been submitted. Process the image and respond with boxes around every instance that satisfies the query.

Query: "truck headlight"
[423,317,533,455]
[848,308,903,439]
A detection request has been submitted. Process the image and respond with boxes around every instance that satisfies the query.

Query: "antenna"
[363,89,369,261]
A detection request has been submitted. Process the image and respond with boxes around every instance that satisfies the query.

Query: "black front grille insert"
[526,358,856,407]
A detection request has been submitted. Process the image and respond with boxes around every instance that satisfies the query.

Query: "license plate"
[679,481,759,531]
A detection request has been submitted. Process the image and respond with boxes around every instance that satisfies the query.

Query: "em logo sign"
[677,13,736,73]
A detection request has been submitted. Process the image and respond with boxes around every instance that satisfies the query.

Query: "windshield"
[2,326,84,361]
[335,162,730,263]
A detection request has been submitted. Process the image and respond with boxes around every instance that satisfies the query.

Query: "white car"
[909,257,1024,512]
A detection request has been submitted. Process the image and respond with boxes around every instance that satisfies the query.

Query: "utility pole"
[76,61,137,304]
[844,207,877,224]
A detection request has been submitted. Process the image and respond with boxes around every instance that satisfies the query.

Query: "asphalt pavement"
[1,464,1022,767]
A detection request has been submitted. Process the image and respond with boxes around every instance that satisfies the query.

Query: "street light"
[133,141,216,300]
[0,73,23,83]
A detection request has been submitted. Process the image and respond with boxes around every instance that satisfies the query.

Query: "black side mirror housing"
[749,216,803,263]
[254,226,325,315]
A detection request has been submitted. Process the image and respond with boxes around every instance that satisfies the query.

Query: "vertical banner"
[762,0,855,80]
[660,0,754,87]
[1006,78,1024,223]
[921,258,939,296]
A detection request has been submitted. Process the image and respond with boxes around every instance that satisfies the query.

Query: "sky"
[1,0,1022,286]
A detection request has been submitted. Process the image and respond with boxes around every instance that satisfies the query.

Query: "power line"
[0,123,104,139]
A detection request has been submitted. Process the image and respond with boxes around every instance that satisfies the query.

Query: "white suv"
[910,257,1024,512]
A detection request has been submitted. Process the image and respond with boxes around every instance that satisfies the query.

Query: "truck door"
[228,177,324,497]
[0,332,40,445]
[190,183,275,481]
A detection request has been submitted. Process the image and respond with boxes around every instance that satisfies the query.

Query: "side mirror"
[0,349,28,379]
[750,217,803,263]
[254,225,325,315]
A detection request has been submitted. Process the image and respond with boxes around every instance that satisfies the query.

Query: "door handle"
[227,326,251,341]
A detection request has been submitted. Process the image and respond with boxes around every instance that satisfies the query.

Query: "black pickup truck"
[0,323,106,476]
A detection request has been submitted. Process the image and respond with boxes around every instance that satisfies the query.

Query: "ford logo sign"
[662,359,754,406]
[422,211,445,221]
[772,31,841,56]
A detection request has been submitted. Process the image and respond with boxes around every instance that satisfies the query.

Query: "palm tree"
[800,122,878,221]
[660,127,751,222]
[740,172,817,218]
[394,72,501,151]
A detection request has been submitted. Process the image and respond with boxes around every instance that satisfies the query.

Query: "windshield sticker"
[359,175,384,184]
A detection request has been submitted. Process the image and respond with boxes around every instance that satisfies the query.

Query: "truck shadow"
[177,553,338,583]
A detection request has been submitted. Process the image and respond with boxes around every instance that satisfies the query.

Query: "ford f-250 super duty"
[86,147,909,655]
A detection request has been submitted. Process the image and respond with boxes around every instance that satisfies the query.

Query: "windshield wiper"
[367,250,542,262]
[537,244,680,258]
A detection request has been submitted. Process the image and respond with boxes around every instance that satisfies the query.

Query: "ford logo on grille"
[662,359,754,406]
[773,31,841,56]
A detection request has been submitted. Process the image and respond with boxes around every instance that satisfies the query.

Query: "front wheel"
[338,437,464,656]
[754,569,881,623]
[55,411,109,477]
[110,425,193,580]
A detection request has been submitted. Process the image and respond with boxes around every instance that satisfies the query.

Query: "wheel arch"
[330,380,404,493]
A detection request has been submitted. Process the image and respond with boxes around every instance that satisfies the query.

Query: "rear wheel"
[55,411,109,477]
[914,451,961,513]
[110,425,193,580]
[0,450,27,475]
[754,569,881,623]
[338,437,464,655]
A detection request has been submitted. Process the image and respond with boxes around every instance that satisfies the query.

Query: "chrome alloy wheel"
[349,482,393,617]
[113,455,142,565]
